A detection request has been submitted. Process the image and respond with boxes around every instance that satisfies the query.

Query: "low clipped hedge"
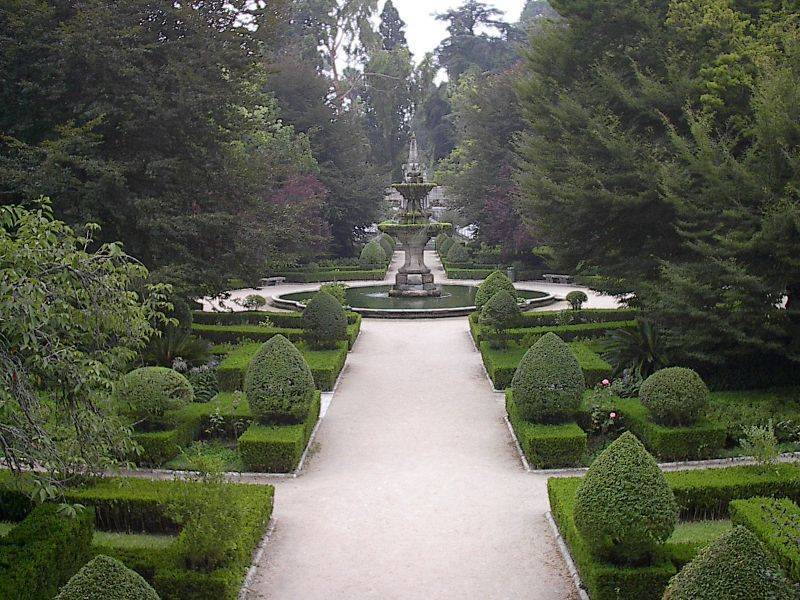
[506,390,586,468]
[279,268,386,283]
[729,497,800,582]
[0,475,274,600]
[609,397,726,462]
[217,341,348,392]
[132,416,203,467]
[480,341,611,390]
[0,504,95,600]
[238,391,321,472]
[193,310,360,328]
[548,463,800,599]
[468,308,639,340]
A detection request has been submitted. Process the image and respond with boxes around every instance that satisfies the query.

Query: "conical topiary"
[439,236,455,257]
[510,332,584,422]
[377,233,394,257]
[244,335,315,425]
[360,240,386,268]
[639,367,709,426]
[479,290,522,348]
[55,555,160,600]
[662,526,795,600]
[446,242,469,264]
[474,270,516,309]
[573,432,678,564]
[435,232,450,252]
[303,290,347,349]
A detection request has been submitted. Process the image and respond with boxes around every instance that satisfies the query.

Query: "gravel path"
[246,317,576,600]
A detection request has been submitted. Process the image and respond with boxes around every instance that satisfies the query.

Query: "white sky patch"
[386,0,527,62]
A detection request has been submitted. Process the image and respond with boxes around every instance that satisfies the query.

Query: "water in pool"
[280,285,548,311]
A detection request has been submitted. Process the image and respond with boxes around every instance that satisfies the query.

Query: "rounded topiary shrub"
[479,290,522,348]
[244,335,315,425]
[377,234,394,258]
[474,270,516,310]
[639,367,709,426]
[510,332,584,423]
[359,240,386,268]
[573,432,678,564]
[439,236,455,257]
[566,290,588,310]
[662,526,794,600]
[115,366,193,427]
[446,242,469,264]
[55,555,160,600]
[303,290,347,349]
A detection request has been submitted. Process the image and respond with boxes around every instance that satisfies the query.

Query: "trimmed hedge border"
[730,497,800,582]
[548,463,800,600]
[506,390,586,468]
[278,269,386,283]
[480,341,612,390]
[0,504,94,600]
[192,316,360,349]
[0,474,275,600]
[217,341,348,392]
[238,392,321,472]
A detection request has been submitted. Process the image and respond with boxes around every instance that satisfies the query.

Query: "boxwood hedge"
[55,555,160,600]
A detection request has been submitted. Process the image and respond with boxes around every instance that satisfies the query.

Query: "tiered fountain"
[379,135,451,297]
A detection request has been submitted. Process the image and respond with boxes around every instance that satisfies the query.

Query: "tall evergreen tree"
[379,0,406,51]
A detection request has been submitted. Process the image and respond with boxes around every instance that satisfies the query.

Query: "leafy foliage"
[639,367,709,427]
[55,555,159,600]
[602,319,668,378]
[573,432,678,565]
[0,201,166,492]
[243,335,315,425]
[446,242,469,264]
[303,291,348,350]
[320,283,347,305]
[566,291,588,310]
[662,526,795,600]
[511,333,585,423]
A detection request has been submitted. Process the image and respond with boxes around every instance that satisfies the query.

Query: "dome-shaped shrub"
[439,236,455,257]
[115,366,193,426]
[566,290,588,310]
[573,432,678,564]
[474,270,516,310]
[510,333,584,423]
[360,240,386,267]
[303,291,347,349]
[446,242,469,264]
[244,335,315,425]
[55,555,160,600]
[639,367,709,426]
[662,526,794,600]
[435,233,450,252]
[377,234,394,258]
[479,290,522,348]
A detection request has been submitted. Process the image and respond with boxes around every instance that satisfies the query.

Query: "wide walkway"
[246,317,575,599]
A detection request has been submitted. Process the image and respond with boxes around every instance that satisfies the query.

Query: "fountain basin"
[273,285,556,318]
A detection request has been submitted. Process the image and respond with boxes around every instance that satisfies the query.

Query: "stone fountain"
[379,135,451,297]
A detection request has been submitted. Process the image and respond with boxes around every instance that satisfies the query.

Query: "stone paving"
[245,316,576,600]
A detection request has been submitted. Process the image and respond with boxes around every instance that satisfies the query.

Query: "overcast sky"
[385,0,527,62]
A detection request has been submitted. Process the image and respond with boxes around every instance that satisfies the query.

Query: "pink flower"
[609,412,617,419]
[602,379,611,387]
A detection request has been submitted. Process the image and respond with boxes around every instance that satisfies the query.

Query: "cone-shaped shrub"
[510,332,584,422]
[446,242,469,264]
[662,526,794,600]
[474,270,516,309]
[55,555,160,600]
[479,290,522,348]
[639,367,709,426]
[244,335,315,425]
[115,366,193,426]
[359,240,386,267]
[573,432,678,564]
[303,291,347,349]
[377,234,394,257]
[439,236,455,257]
[435,233,450,252]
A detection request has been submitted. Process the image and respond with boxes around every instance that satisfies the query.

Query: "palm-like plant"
[602,318,668,378]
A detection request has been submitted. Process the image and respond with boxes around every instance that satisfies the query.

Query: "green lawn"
[93,530,175,550]
[667,520,732,545]
[165,441,246,472]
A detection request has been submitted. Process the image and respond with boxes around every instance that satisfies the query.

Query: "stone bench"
[543,274,573,284]
[261,276,287,287]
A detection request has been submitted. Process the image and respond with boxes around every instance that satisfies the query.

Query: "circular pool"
[274,285,555,318]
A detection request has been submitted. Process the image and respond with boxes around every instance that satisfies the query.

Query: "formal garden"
[3,0,800,599]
